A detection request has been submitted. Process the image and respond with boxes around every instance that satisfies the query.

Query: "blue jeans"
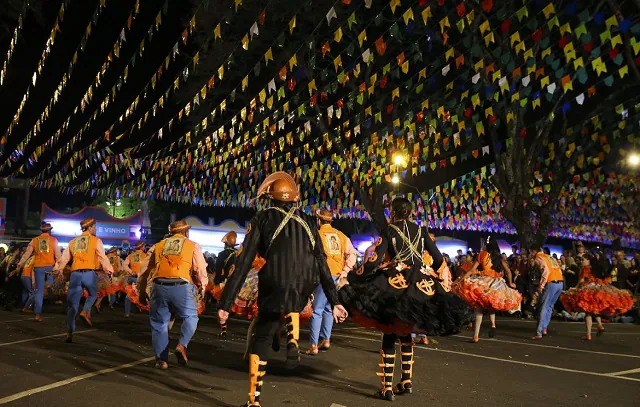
[124,276,137,314]
[20,276,35,309]
[33,266,53,314]
[67,270,98,333]
[536,281,564,335]
[150,280,199,362]
[309,276,339,345]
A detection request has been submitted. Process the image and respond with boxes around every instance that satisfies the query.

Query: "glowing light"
[391,175,400,184]
[628,153,640,167]
[188,229,245,250]
[393,153,406,166]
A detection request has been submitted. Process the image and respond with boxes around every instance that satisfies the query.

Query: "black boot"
[284,313,300,369]
[393,341,413,395]
[375,350,396,401]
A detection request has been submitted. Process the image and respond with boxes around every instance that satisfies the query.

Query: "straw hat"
[256,172,299,202]
[222,231,238,247]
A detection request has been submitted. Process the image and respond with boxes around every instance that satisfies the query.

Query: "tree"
[91,196,141,219]
[451,0,640,249]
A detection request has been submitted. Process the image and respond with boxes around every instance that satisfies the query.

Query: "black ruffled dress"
[339,215,472,337]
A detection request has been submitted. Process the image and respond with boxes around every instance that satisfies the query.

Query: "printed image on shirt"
[132,253,142,263]
[325,233,341,255]
[163,237,185,256]
[109,256,118,265]
[38,238,50,253]
[74,236,89,253]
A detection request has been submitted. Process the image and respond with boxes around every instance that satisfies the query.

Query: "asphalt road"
[0,304,638,407]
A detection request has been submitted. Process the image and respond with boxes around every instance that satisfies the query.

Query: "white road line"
[330,404,347,407]
[452,334,640,359]
[606,367,640,376]
[0,330,96,347]
[0,316,52,323]
[0,356,155,404]
[569,330,640,335]
[329,332,640,383]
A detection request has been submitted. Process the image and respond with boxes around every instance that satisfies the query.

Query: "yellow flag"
[289,16,296,33]
[334,27,343,43]
[265,48,273,64]
[402,8,414,25]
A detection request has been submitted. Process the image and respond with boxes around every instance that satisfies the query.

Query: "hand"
[509,282,516,289]
[332,304,348,323]
[340,271,348,279]
[537,286,543,295]
[138,290,149,305]
[218,309,229,325]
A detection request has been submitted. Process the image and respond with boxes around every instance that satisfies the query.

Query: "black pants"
[250,311,281,359]
[381,333,412,353]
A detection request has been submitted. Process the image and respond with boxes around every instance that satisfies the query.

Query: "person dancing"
[122,241,148,317]
[137,220,208,369]
[214,231,239,338]
[532,247,564,339]
[217,172,348,407]
[52,218,114,342]
[560,253,634,341]
[16,223,61,322]
[304,209,357,355]
[455,237,521,342]
[339,189,471,401]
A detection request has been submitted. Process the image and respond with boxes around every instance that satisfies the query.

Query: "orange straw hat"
[169,219,191,234]
[80,218,96,230]
[316,209,333,222]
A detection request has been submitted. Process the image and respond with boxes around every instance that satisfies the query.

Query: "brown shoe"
[318,340,331,351]
[175,344,188,365]
[79,311,92,327]
[22,307,33,314]
[34,314,43,322]
[303,345,319,355]
[155,361,168,370]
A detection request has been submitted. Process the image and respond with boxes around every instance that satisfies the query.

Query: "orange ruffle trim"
[560,283,634,315]
[453,275,521,311]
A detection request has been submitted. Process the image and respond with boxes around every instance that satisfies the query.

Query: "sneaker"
[155,361,169,370]
[318,340,331,351]
[34,314,43,322]
[22,308,33,314]
[531,335,543,340]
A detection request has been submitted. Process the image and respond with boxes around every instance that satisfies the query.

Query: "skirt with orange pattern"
[560,283,634,315]
[453,275,522,311]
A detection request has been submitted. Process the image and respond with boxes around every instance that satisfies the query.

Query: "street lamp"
[628,152,640,167]
[393,152,407,167]
[391,175,400,184]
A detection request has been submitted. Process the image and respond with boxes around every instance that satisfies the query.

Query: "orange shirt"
[22,256,35,278]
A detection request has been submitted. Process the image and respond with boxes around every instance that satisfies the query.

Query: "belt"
[73,269,96,273]
[154,279,187,286]
[548,280,563,284]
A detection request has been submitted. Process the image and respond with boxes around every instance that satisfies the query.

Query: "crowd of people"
[0,172,638,406]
